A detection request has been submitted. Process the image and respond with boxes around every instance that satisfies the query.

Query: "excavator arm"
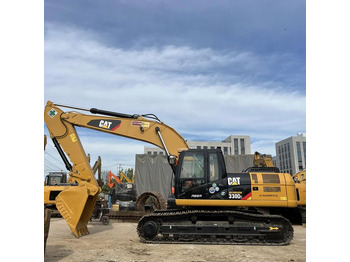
[92,156,103,187]
[107,171,122,188]
[44,100,188,237]
[253,151,274,167]
[108,170,134,188]
[119,170,134,183]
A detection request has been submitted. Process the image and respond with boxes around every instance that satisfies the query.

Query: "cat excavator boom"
[44,100,187,237]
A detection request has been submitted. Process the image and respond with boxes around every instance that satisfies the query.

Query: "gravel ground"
[45,218,306,262]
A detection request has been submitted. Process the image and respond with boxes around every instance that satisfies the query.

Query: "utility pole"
[117,164,122,174]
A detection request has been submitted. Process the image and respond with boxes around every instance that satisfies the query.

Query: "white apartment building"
[144,135,251,156]
[275,133,306,175]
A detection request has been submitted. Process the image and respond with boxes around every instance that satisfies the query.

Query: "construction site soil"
[45,218,306,262]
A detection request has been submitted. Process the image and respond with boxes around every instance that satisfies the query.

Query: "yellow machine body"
[293,170,306,206]
[175,172,297,208]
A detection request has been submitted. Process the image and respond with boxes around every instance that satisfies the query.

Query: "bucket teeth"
[74,224,89,238]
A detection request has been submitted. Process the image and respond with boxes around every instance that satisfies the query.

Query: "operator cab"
[45,171,67,186]
[174,149,227,200]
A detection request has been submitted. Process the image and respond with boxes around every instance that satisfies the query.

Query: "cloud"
[44,23,303,89]
[44,23,305,162]
[45,0,306,58]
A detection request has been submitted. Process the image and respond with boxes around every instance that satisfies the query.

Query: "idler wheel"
[142,221,159,239]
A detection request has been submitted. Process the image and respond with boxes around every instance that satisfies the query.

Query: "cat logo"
[87,119,121,131]
[228,177,241,186]
[99,120,112,129]
[269,227,279,231]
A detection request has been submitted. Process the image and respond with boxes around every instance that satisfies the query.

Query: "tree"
[100,170,111,193]
[125,168,134,182]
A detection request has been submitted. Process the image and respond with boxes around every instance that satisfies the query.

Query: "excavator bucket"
[55,186,98,238]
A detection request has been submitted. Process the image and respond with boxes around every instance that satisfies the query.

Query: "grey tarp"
[224,154,255,172]
[135,154,173,201]
[135,154,255,201]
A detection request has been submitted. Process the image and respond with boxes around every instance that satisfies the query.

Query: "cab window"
[209,153,219,182]
[49,176,61,185]
[179,152,205,192]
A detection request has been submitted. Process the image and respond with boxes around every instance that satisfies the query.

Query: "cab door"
[176,150,207,199]
[205,151,228,199]
[176,149,227,200]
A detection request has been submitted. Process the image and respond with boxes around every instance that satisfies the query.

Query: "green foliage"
[101,184,111,193]
[125,168,134,181]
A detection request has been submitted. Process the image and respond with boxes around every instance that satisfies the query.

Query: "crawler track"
[137,209,293,245]
[108,211,146,221]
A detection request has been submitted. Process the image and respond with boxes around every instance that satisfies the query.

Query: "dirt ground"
[45,218,306,262]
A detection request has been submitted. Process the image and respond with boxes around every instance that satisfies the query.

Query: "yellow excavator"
[44,156,102,214]
[253,151,274,168]
[119,170,134,183]
[44,100,297,244]
[293,170,306,223]
[293,170,306,207]
[88,155,103,187]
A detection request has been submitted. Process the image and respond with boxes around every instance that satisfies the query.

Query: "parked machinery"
[253,151,274,167]
[44,156,107,224]
[107,170,137,211]
[44,171,72,215]
[293,170,306,224]
[44,101,297,244]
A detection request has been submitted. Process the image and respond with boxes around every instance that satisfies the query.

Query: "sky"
[44,0,306,175]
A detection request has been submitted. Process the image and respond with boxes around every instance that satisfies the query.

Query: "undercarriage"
[137,209,294,245]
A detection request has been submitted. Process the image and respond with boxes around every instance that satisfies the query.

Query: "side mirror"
[168,155,176,165]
